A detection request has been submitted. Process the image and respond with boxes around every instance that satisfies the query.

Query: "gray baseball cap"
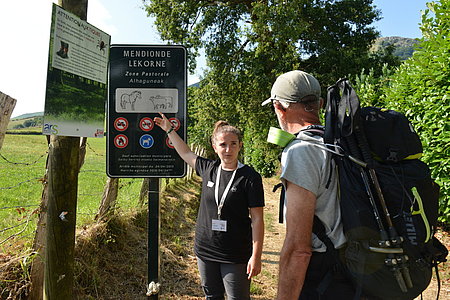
[262,70,321,106]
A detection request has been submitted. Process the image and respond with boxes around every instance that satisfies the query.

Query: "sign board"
[107,45,187,178]
[43,3,110,138]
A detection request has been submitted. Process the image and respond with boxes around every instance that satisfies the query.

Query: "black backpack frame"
[319,79,448,300]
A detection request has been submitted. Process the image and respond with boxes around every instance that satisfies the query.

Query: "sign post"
[108,45,187,299]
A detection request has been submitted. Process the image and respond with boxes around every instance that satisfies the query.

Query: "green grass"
[0,134,144,248]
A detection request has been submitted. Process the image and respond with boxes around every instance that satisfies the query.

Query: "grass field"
[0,134,144,249]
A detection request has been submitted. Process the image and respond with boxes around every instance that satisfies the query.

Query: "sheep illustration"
[148,95,174,110]
[120,91,141,111]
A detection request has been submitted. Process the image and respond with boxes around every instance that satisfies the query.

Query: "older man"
[263,70,354,300]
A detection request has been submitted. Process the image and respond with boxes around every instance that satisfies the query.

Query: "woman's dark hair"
[211,121,242,144]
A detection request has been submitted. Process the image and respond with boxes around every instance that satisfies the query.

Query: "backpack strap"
[312,216,340,296]
[274,126,335,223]
[273,183,285,224]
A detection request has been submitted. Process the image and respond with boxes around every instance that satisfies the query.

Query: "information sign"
[43,4,110,137]
[107,45,187,177]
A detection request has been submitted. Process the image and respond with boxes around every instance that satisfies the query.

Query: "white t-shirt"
[280,130,346,252]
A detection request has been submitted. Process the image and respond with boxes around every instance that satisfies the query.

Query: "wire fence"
[0,136,201,249]
[0,139,111,248]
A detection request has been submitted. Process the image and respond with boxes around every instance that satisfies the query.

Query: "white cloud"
[0,1,56,117]
[88,0,118,37]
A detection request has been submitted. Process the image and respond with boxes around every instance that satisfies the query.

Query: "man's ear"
[319,98,325,109]
[273,101,286,112]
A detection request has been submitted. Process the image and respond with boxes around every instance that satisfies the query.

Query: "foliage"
[384,0,450,222]
[145,0,399,176]
[350,64,395,107]
[353,0,450,222]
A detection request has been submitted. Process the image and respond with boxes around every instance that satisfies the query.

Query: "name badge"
[212,219,227,232]
[207,181,214,188]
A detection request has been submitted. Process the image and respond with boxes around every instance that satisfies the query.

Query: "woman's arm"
[247,206,264,279]
[153,113,197,168]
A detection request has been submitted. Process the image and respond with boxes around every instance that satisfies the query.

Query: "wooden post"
[139,178,150,206]
[44,135,80,299]
[0,92,17,150]
[30,136,50,300]
[95,177,119,222]
[42,1,86,299]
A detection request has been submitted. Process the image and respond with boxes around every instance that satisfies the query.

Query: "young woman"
[154,113,265,300]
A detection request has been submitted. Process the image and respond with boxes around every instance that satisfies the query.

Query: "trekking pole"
[342,136,390,246]
[353,123,413,291]
[337,79,403,245]
[336,79,412,291]
[343,132,410,292]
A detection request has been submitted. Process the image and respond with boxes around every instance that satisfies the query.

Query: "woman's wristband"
[166,127,174,134]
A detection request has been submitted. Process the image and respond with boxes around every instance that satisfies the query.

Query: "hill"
[11,111,43,121]
[372,36,420,60]
[7,112,43,133]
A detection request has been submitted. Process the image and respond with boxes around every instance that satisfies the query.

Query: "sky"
[0,0,430,118]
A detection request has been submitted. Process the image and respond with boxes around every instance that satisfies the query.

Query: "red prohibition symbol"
[114,117,128,131]
[139,117,154,131]
[166,137,175,149]
[114,134,128,148]
[168,117,181,131]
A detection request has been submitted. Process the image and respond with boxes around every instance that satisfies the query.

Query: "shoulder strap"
[324,78,361,145]
[273,183,285,224]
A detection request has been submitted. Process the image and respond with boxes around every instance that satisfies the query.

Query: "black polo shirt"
[194,157,265,264]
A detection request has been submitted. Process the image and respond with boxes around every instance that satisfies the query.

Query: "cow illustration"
[120,91,141,110]
[148,95,174,110]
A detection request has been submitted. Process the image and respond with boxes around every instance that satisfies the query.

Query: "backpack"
[318,78,448,300]
[272,78,448,299]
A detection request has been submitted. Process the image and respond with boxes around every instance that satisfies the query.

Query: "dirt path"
[160,177,284,299]
[252,177,285,299]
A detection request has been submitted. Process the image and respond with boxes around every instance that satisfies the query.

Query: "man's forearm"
[277,246,312,299]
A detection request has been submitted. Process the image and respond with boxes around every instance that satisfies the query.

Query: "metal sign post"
[147,178,160,299]
[107,45,187,298]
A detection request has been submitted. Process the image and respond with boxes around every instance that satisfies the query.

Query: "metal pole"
[147,178,160,299]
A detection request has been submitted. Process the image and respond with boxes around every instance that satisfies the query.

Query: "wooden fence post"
[96,177,119,221]
[44,135,80,299]
[0,91,17,150]
[42,1,87,299]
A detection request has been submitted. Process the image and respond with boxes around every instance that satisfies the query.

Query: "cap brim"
[261,98,272,106]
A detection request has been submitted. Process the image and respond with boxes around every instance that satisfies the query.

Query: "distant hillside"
[372,36,420,60]
[8,112,43,133]
[11,112,44,121]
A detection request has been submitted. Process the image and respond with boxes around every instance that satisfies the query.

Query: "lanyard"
[214,166,237,219]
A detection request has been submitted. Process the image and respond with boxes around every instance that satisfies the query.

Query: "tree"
[144,0,389,175]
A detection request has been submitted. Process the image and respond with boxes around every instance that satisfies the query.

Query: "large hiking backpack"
[322,79,448,300]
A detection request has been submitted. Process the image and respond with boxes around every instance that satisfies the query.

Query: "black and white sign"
[107,45,187,177]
